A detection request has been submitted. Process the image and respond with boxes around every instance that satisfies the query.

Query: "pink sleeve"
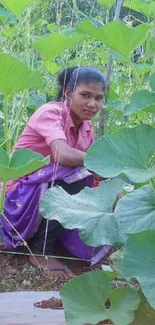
[36,108,66,146]
[89,126,95,147]
[90,130,95,145]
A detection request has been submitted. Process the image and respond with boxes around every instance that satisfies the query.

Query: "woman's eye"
[82,93,89,98]
[97,96,103,101]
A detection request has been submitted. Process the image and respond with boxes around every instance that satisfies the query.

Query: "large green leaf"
[130,291,155,325]
[85,124,155,183]
[97,0,115,8]
[0,0,36,17]
[76,20,149,59]
[124,0,155,18]
[115,184,155,243]
[123,231,155,309]
[0,54,43,98]
[0,148,49,182]
[149,73,155,91]
[134,63,151,75]
[44,61,60,75]
[33,33,87,62]
[123,90,155,116]
[40,179,125,247]
[149,37,155,53]
[61,271,140,325]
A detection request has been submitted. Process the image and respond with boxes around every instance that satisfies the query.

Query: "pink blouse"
[16,101,95,157]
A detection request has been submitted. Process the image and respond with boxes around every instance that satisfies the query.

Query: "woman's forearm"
[50,139,85,167]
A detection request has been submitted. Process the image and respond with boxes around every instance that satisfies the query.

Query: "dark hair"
[57,66,105,101]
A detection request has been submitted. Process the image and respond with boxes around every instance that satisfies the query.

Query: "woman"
[1,66,111,280]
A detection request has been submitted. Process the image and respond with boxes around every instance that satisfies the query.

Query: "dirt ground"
[0,244,129,325]
[0,243,107,292]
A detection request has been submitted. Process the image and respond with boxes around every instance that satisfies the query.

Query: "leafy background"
[0,1,155,324]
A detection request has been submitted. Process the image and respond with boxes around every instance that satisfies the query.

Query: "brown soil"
[0,244,123,325]
[0,243,108,292]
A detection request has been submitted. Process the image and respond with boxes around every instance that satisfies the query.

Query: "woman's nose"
[87,99,96,108]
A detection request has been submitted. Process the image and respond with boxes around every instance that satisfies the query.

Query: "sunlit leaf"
[33,33,87,61]
[134,63,151,75]
[149,37,155,53]
[0,53,43,98]
[97,0,115,8]
[0,0,36,18]
[76,20,149,59]
[44,61,60,75]
[0,148,49,182]
[124,0,155,18]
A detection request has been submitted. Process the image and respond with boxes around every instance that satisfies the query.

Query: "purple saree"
[0,165,111,265]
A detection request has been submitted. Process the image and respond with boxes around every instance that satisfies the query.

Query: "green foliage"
[123,0,155,18]
[0,148,49,181]
[33,33,87,61]
[149,73,155,91]
[40,179,125,246]
[76,20,149,59]
[1,0,155,322]
[97,0,115,9]
[123,231,155,309]
[85,124,155,183]
[61,271,140,325]
[0,0,36,17]
[124,90,155,115]
[0,53,43,98]
[44,61,60,75]
[130,291,155,325]
[115,185,155,243]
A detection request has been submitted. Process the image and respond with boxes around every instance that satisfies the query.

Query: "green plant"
[41,123,155,324]
[1,0,155,324]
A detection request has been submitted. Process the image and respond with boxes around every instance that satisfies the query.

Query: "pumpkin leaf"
[85,124,155,183]
[61,271,140,325]
[115,184,155,243]
[0,53,43,98]
[33,33,87,62]
[40,179,125,247]
[76,20,149,59]
[123,231,155,309]
[0,0,36,18]
[124,0,155,18]
[0,148,49,182]
[97,0,115,9]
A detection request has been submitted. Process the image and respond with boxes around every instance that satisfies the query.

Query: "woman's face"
[65,81,105,122]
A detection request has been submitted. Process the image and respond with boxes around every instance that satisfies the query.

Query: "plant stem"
[0,182,6,214]
[56,0,61,32]
[3,97,11,153]
[128,58,142,88]
[99,0,124,137]
[14,90,28,145]
[151,178,155,190]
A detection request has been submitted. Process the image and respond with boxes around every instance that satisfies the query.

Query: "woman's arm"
[50,139,85,167]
